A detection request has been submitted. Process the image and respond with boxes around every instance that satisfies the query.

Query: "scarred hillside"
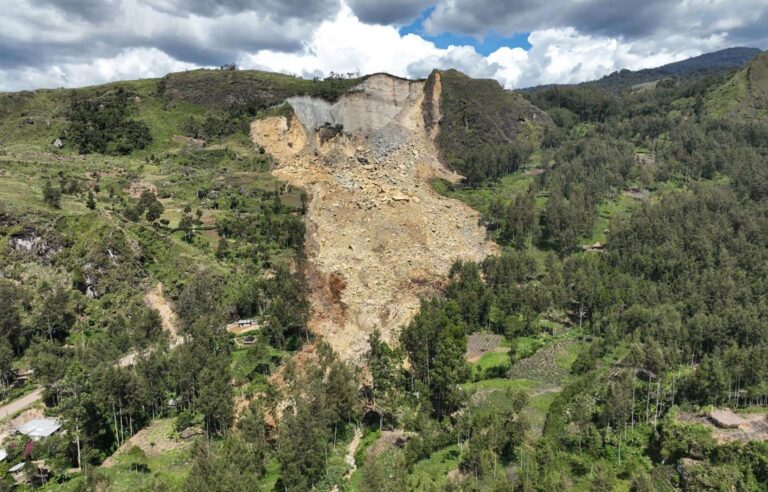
[252,74,498,360]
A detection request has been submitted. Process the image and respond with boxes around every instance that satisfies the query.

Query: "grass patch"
[407,444,461,490]
[462,377,540,392]
[98,447,192,491]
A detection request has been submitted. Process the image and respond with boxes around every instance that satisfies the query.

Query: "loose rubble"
[252,74,496,361]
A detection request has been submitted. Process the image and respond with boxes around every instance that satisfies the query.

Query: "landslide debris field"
[252,74,497,360]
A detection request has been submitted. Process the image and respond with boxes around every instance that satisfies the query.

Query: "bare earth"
[678,411,768,443]
[118,283,182,367]
[145,282,181,346]
[0,388,43,423]
[252,74,496,361]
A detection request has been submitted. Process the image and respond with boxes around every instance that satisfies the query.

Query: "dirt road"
[0,388,43,422]
[144,283,181,344]
[117,283,183,368]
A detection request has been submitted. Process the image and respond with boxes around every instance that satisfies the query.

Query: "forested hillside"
[522,47,761,94]
[425,69,550,185]
[706,50,768,122]
[393,57,768,490]
[1,54,768,491]
[590,47,761,93]
[0,69,356,490]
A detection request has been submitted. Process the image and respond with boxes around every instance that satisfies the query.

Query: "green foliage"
[585,47,761,93]
[428,69,548,185]
[184,434,266,492]
[361,448,408,492]
[400,299,468,418]
[66,87,152,154]
[705,50,768,122]
[275,345,360,491]
[159,68,365,115]
[43,180,61,208]
[528,85,619,123]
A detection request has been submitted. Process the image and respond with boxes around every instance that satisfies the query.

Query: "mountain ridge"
[521,46,762,93]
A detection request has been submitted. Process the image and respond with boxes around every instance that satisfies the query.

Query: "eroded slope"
[251,74,496,360]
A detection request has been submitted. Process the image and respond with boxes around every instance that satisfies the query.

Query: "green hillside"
[0,69,323,489]
[706,50,768,121]
[522,47,761,94]
[425,69,551,185]
[3,64,768,491]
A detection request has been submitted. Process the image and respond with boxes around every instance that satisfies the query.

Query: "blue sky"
[398,7,532,55]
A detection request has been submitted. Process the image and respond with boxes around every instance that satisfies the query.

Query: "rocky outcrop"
[288,74,423,136]
[8,230,61,261]
[252,74,496,361]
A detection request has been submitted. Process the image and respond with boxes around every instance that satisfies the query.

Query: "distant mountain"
[522,47,762,93]
[705,49,768,122]
[592,47,762,92]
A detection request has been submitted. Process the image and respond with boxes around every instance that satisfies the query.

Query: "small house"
[16,418,61,441]
[236,319,254,327]
[13,369,34,387]
[0,449,7,461]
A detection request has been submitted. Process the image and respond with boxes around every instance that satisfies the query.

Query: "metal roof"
[16,418,61,438]
[0,449,7,461]
[9,462,25,473]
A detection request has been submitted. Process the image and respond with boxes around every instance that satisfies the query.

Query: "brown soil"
[144,283,181,346]
[252,76,496,361]
[427,71,442,141]
[366,429,414,458]
[172,135,206,147]
[677,411,768,444]
[507,340,576,385]
[524,167,545,177]
[125,180,157,198]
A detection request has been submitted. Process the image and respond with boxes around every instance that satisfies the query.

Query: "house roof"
[0,449,7,461]
[9,462,25,473]
[16,418,61,438]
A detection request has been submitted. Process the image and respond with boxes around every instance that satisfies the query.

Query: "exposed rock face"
[252,74,496,361]
[8,231,61,261]
[288,75,422,135]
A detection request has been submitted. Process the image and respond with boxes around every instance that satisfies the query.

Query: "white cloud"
[242,8,732,90]
[0,48,196,91]
[242,6,439,78]
[0,0,758,92]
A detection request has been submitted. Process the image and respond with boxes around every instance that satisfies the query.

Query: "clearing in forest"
[465,333,505,363]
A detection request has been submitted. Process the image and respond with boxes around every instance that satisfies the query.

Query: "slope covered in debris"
[252,74,497,360]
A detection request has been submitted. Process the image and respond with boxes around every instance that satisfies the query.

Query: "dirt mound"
[252,75,496,361]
